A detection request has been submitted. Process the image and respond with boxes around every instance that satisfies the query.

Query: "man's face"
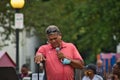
[47,33,62,48]
[21,67,28,75]
[85,69,94,76]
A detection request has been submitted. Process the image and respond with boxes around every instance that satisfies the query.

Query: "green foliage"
[1,0,120,64]
[0,0,15,41]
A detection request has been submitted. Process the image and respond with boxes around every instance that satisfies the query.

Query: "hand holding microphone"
[56,47,65,60]
[56,47,71,64]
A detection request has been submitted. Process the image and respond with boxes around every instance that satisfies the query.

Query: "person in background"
[96,59,105,79]
[34,25,84,80]
[18,64,32,80]
[111,62,120,80]
[82,64,103,80]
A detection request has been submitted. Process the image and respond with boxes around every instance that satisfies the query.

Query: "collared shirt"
[37,41,83,80]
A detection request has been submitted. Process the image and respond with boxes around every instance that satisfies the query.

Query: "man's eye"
[49,38,57,41]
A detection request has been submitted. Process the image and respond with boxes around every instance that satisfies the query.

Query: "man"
[34,25,84,80]
[112,62,120,80]
[18,64,32,80]
[82,64,103,80]
[96,60,105,78]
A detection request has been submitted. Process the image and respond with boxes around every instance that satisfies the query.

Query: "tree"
[23,0,120,64]
[0,0,15,48]
[1,0,120,64]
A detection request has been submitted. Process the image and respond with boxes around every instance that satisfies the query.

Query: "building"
[0,28,41,72]
[0,51,16,67]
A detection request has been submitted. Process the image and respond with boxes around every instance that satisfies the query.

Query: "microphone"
[55,47,60,53]
[55,47,71,64]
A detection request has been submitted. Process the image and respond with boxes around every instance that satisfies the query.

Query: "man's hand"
[57,52,65,60]
[34,53,46,64]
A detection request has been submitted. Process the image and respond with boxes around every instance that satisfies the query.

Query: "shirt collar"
[48,41,67,49]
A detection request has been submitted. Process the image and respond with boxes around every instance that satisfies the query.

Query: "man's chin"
[52,45,59,48]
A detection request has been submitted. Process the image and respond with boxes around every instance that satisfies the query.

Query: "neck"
[89,74,94,80]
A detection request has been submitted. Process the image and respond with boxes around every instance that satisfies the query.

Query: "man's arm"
[67,57,84,69]
[57,52,84,69]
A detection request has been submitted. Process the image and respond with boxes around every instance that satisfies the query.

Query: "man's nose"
[51,39,56,42]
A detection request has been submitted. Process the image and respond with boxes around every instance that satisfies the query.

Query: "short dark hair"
[22,64,29,69]
[45,25,61,35]
[86,64,96,74]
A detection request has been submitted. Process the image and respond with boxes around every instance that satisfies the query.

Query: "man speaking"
[34,25,84,80]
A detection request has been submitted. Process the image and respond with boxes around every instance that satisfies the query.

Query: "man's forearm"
[70,59,84,69]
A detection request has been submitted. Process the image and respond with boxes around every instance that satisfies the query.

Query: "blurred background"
[0,0,120,74]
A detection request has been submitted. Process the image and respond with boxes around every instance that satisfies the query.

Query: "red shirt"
[37,41,83,80]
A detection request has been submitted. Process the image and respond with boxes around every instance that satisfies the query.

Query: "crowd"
[18,60,120,80]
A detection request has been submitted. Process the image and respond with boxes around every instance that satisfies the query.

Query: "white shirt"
[82,74,103,80]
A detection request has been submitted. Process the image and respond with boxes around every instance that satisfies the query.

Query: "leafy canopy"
[1,0,120,64]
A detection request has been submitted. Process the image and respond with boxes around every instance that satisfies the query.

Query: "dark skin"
[112,63,120,80]
[57,51,84,69]
[34,33,84,69]
[85,69,94,80]
[21,67,29,75]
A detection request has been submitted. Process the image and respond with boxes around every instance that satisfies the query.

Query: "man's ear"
[57,33,62,39]
[58,35,62,39]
